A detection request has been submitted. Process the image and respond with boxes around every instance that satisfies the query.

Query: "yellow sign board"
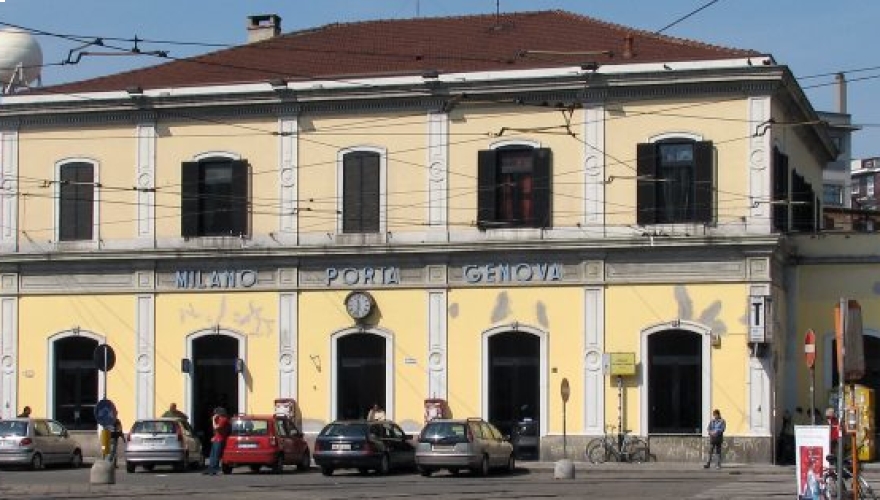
[609,352,636,376]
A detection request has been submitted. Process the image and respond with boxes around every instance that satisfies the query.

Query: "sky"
[0,0,878,158]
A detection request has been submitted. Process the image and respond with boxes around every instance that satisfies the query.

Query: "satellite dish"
[0,27,43,91]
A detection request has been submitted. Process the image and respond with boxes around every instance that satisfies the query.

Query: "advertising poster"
[794,425,830,500]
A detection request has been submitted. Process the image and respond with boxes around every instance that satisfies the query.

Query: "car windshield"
[421,422,470,443]
[0,421,28,437]
[231,419,269,436]
[320,422,367,438]
[132,420,177,434]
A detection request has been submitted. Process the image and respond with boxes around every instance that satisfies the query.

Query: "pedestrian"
[825,408,840,452]
[704,409,726,469]
[108,417,124,467]
[17,406,31,418]
[161,402,188,422]
[367,403,385,421]
[204,407,230,475]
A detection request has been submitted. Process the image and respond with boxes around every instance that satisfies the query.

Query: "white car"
[0,418,84,469]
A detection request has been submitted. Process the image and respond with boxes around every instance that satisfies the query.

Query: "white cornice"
[3,57,771,106]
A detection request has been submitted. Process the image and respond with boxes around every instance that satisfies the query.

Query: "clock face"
[345,292,373,320]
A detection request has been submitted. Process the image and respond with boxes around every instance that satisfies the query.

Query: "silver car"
[125,418,203,472]
[0,418,84,469]
[415,418,515,476]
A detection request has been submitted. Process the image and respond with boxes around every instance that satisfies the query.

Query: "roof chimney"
[247,14,282,43]
[622,34,635,59]
[836,72,847,114]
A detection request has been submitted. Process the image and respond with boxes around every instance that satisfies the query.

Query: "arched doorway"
[334,332,387,420]
[51,335,100,430]
[486,331,541,440]
[646,329,703,434]
[188,333,242,452]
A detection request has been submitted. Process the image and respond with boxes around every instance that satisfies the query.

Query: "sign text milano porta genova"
[324,262,563,286]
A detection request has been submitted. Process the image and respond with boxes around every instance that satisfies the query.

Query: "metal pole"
[563,400,567,459]
[617,375,623,462]
[810,366,816,425]
[836,298,846,500]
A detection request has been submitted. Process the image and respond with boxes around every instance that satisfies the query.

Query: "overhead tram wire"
[656,0,724,34]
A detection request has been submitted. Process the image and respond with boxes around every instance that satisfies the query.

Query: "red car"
[221,414,310,474]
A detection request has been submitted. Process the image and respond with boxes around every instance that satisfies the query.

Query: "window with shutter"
[179,158,250,238]
[58,162,95,241]
[636,140,714,225]
[476,146,552,229]
[342,151,380,233]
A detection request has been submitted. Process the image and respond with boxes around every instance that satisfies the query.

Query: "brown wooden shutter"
[342,153,362,233]
[636,143,657,225]
[477,150,497,229]
[360,153,380,233]
[693,141,714,224]
[58,163,94,241]
[772,149,790,232]
[531,148,552,228]
[229,160,249,236]
[181,162,200,238]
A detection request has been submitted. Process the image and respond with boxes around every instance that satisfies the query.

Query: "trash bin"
[512,419,539,460]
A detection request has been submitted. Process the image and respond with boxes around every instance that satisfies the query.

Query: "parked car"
[125,418,203,473]
[221,414,310,474]
[313,420,415,476]
[0,418,83,470]
[415,418,515,476]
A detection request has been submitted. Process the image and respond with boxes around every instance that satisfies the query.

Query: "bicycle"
[585,426,649,464]
[821,454,878,500]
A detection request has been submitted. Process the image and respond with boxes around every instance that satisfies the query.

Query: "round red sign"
[804,329,816,368]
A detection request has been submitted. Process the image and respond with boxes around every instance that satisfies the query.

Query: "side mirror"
[62,430,69,438]
[404,434,414,441]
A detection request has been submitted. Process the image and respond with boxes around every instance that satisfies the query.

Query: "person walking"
[161,403,188,422]
[704,409,726,469]
[825,407,840,452]
[204,407,230,475]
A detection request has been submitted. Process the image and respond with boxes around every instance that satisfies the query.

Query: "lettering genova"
[463,263,563,284]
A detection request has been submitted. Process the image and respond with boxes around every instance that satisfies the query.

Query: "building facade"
[0,11,872,463]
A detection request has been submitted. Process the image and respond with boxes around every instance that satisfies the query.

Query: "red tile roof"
[43,10,760,94]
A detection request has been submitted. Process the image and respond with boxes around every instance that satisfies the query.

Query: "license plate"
[143,438,163,446]
[238,443,258,449]
[432,445,454,451]
[0,441,12,448]
[331,443,351,451]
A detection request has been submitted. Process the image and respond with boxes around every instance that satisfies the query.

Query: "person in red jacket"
[826,407,840,452]
[204,407,230,475]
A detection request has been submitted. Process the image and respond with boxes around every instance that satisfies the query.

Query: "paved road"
[0,462,875,499]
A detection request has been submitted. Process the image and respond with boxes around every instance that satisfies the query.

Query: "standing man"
[704,409,726,469]
[161,403,188,422]
[204,407,230,476]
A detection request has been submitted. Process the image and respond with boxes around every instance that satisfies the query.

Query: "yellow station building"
[0,11,876,463]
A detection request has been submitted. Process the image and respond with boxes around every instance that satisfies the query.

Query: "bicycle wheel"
[628,442,649,464]
[823,471,839,500]
[586,440,608,464]
[858,474,878,500]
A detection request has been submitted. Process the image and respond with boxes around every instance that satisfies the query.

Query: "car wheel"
[449,468,460,475]
[70,450,83,469]
[272,454,284,474]
[190,454,204,470]
[143,464,155,472]
[357,468,369,475]
[30,453,43,471]
[475,455,489,476]
[297,451,311,471]
[249,465,262,473]
[221,464,233,475]
[506,454,515,473]
[126,462,136,473]
[321,466,334,476]
[419,466,433,477]
[376,454,390,475]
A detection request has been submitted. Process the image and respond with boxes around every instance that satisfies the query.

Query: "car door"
[480,421,501,467]
[485,422,509,465]
[274,417,294,464]
[179,420,201,462]
[387,422,414,468]
[287,420,307,461]
[33,420,56,464]
[47,420,75,462]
